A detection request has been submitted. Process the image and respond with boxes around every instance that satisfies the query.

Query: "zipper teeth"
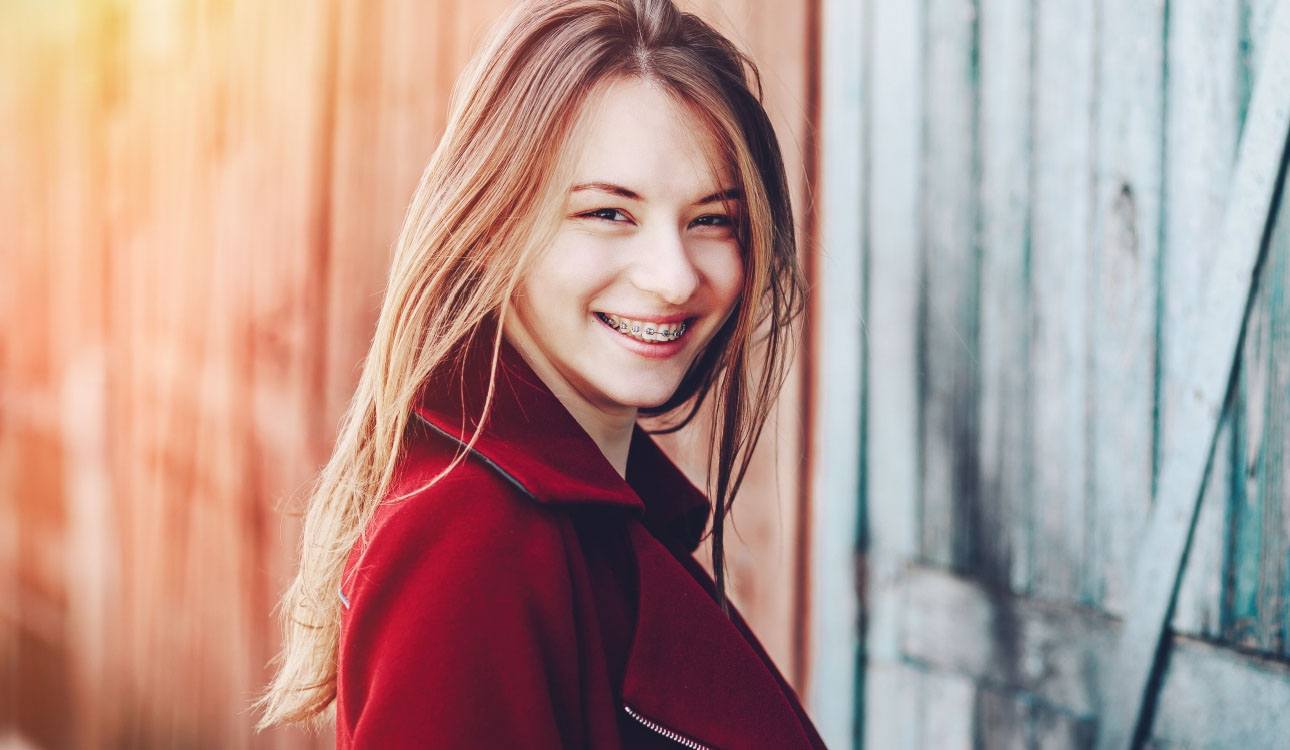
[623,704,714,750]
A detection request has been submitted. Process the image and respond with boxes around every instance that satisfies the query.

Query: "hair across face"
[503,76,745,419]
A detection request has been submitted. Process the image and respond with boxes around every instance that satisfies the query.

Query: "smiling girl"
[256,0,822,747]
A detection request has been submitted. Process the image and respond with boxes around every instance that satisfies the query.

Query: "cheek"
[702,244,745,312]
[521,238,616,314]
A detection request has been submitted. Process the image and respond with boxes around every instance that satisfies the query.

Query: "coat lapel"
[620,522,818,749]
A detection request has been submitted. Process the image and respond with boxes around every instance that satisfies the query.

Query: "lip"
[592,312,692,360]
[594,310,691,325]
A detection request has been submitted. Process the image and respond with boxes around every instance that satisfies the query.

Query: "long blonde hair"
[256,0,804,731]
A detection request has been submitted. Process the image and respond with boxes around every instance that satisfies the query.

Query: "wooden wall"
[0,1,818,747]
[811,0,1290,747]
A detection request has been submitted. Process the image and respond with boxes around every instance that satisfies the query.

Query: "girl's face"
[504,76,744,420]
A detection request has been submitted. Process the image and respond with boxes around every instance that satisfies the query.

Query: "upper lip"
[596,311,692,324]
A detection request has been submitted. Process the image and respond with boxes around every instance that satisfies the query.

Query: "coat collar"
[413,320,821,748]
[410,319,712,553]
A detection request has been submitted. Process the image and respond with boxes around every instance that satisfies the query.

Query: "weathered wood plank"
[1096,2,1290,746]
[1149,635,1290,748]
[977,0,1033,594]
[899,563,1290,748]
[1162,0,1244,642]
[865,0,923,571]
[1224,237,1277,651]
[904,562,1112,717]
[1210,0,1290,661]
[809,0,865,745]
[1030,0,1095,603]
[920,0,980,572]
[1088,0,1164,617]
[1224,149,1290,657]
[863,0,924,745]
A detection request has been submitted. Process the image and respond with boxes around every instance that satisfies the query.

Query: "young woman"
[256,0,824,747]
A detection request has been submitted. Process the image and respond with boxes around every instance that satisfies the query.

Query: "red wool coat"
[335,325,828,749]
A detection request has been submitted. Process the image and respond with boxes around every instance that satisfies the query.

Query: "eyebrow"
[570,181,742,206]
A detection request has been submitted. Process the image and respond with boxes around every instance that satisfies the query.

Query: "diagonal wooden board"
[1095,2,1290,748]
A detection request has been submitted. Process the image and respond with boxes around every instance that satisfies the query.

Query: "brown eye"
[581,208,631,223]
[691,214,733,229]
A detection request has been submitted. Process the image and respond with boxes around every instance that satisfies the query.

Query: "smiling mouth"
[594,312,692,344]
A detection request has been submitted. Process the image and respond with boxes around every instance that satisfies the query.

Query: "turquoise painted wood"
[823,0,1290,747]
[809,0,865,745]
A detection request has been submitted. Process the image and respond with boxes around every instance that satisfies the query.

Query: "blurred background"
[4,0,1290,748]
[1,1,815,748]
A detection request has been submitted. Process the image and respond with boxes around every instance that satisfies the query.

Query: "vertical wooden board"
[977,0,1033,593]
[1088,0,1164,616]
[1158,0,1242,638]
[863,0,923,745]
[920,0,980,571]
[866,0,923,569]
[810,0,864,742]
[1029,0,1094,603]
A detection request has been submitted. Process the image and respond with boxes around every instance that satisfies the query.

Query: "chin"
[598,380,678,411]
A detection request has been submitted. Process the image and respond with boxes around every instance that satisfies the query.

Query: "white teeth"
[597,312,688,343]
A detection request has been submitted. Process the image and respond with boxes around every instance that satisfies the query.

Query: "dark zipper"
[623,703,715,750]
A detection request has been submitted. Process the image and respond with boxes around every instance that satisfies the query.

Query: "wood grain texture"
[920,0,981,572]
[1030,0,1095,604]
[978,0,1033,595]
[1165,0,1245,644]
[842,0,1290,746]
[1097,1,1290,744]
[1088,0,1164,617]
[900,564,1290,748]
[860,1,925,748]
[861,3,925,749]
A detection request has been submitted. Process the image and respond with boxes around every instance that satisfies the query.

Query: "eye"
[690,214,734,229]
[580,208,632,223]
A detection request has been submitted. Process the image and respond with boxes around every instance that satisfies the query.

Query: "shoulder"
[340,417,575,618]
[335,420,585,746]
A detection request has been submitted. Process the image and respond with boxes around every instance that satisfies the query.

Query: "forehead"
[565,76,733,198]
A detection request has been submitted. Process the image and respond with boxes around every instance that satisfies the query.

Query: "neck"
[500,323,637,478]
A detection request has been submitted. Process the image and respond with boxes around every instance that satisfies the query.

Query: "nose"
[629,226,701,306]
